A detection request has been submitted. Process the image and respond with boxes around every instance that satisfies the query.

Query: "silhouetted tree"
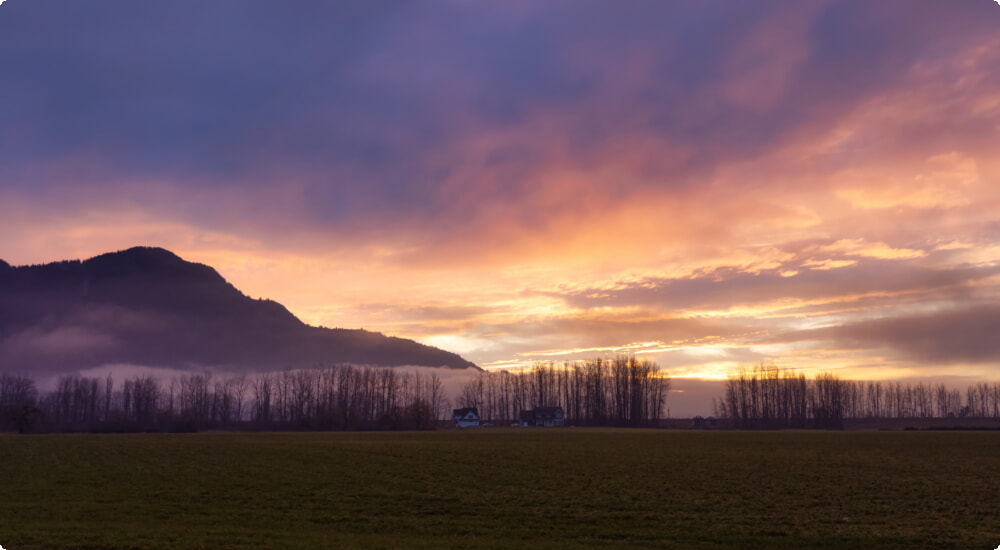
[1,374,39,433]
[458,355,669,427]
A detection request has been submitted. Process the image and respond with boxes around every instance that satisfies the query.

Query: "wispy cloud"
[2,1,999,384]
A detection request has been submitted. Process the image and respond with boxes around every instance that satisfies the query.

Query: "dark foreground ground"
[1,429,998,549]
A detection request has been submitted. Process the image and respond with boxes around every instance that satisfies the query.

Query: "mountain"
[0,247,477,375]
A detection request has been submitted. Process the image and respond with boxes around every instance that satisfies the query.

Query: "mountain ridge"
[0,247,478,375]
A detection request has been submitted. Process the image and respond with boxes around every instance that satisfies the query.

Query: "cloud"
[549,259,1000,315]
[834,153,984,211]
[2,0,995,246]
[816,239,925,260]
[820,305,1000,364]
[2,325,117,357]
[1,0,999,388]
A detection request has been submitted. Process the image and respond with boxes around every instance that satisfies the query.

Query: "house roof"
[453,407,479,417]
[520,406,563,421]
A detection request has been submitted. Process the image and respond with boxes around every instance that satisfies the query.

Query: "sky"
[2,0,999,395]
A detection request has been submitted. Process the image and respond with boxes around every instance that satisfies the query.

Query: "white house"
[453,407,481,428]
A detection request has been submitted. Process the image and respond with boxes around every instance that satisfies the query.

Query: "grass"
[1,429,999,549]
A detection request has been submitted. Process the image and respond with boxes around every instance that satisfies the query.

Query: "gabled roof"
[453,407,479,418]
[533,406,563,417]
[520,406,564,421]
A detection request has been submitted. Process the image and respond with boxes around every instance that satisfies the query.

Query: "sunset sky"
[2,1,999,389]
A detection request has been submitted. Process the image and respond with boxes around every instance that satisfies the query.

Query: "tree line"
[7,360,995,433]
[458,355,671,427]
[716,364,1000,429]
[1,365,448,433]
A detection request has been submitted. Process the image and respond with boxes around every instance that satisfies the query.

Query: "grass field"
[1,429,998,549]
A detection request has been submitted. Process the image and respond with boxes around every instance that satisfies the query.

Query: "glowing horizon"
[2,1,1000,392]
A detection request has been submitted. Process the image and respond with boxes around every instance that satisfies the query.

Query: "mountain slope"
[0,247,477,375]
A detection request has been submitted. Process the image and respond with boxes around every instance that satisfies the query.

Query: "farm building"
[690,416,719,429]
[453,407,481,428]
[519,406,565,427]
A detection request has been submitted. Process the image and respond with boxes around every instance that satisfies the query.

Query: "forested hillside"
[0,247,476,374]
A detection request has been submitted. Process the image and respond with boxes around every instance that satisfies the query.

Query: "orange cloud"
[4,0,1000,397]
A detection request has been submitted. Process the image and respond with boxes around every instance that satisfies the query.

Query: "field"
[1,429,998,549]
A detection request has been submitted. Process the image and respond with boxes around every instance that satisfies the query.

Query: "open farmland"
[1,429,998,549]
